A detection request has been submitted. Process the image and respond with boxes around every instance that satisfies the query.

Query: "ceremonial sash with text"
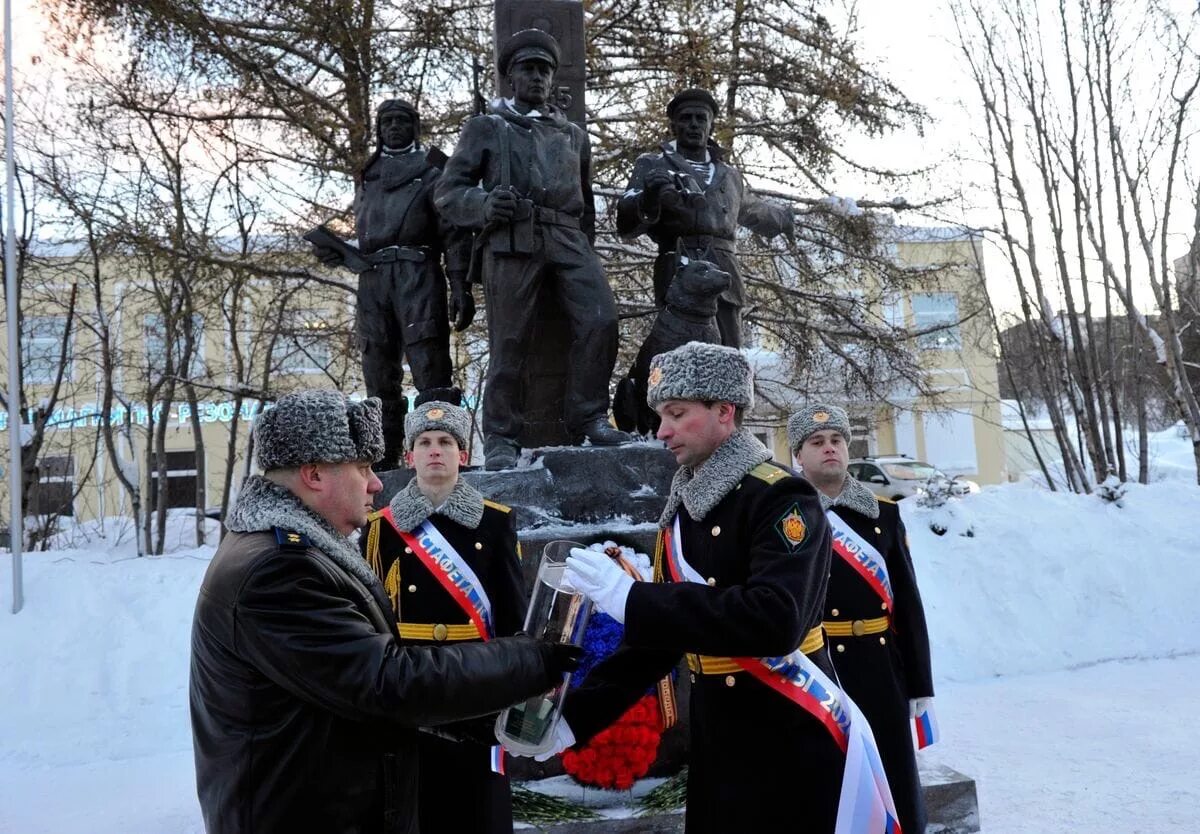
[827,510,894,611]
[663,514,903,834]
[386,509,507,772]
[384,509,496,641]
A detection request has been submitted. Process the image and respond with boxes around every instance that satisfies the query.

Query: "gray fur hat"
[646,341,754,410]
[254,390,385,470]
[788,403,851,452]
[404,400,471,452]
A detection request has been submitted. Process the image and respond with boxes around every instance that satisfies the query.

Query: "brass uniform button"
[432,623,449,642]
[831,608,840,617]
[404,546,413,554]
[851,619,867,637]
[724,675,736,687]
[711,525,721,536]
[706,577,717,586]
[475,542,483,551]
[407,584,417,593]
[836,644,845,653]
[874,526,882,534]
[690,673,697,683]
[881,602,889,611]
[879,636,887,646]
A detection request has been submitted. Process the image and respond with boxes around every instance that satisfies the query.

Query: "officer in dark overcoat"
[516,342,847,833]
[312,99,473,467]
[362,400,527,834]
[434,29,630,470]
[190,390,581,834]
[616,89,794,348]
[789,403,936,833]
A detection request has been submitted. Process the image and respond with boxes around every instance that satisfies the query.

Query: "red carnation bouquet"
[558,543,668,791]
[561,694,662,790]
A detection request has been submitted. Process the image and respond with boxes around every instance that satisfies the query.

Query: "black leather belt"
[676,236,734,253]
[532,206,581,229]
[368,246,427,264]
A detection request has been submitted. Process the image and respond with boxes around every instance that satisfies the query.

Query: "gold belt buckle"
[851,619,866,637]
[432,623,449,642]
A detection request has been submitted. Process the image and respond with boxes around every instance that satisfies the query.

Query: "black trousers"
[481,224,618,441]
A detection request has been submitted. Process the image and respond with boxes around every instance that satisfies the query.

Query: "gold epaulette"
[749,462,789,484]
[483,499,512,513]
[653,529,665,583]
[365,516,382,577]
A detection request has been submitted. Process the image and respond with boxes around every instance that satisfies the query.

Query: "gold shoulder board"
[749,462,788,483]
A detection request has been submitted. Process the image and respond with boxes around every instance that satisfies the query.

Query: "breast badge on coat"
[776,504,809,551]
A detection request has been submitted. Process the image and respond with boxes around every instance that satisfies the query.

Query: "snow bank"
[903,479,1200,682]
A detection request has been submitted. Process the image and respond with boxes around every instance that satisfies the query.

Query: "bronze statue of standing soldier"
[309,99,473,469]
[617,89,795,348]
[435,29,631,471]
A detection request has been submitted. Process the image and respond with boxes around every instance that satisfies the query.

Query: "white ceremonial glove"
[533,719,577,762]
[565,548,635,624]
[909,696,935,719]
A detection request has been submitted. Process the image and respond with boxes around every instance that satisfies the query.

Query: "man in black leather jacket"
[190,390,576,834]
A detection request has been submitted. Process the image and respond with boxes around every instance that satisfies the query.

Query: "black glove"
[540,641,584,677]
[447,272,476,331]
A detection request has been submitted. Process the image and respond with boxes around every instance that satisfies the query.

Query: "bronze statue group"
[190,28,935,834]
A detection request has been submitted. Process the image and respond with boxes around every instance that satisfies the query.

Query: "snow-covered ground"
[2,472,1199,832]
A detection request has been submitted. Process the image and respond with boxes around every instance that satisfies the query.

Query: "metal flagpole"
[4,0,24,613]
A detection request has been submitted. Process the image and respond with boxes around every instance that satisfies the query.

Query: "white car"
[847,456,980,501]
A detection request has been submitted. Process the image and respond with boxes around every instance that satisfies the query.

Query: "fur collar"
[225,475,384,593]
[819,474,880,520]
[386,477,485,532]
[659,428,772,526]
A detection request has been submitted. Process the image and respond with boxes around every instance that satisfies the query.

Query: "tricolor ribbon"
[827,510,894,611]
[489,744,506,775]
[911,705,939,750]
[392,515,495,641]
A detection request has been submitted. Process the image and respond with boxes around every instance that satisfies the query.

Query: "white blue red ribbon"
[827,510,894,611]
[390,512,495,641]
[837,699,905,834]
[489,744,506,775]
[911,705,939,750]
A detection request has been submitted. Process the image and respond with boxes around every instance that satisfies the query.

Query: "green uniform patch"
[775,504,809,551]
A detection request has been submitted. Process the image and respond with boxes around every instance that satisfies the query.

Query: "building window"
[148,450,198,511]
[27,454,75,517]
[911,293,961,349]
[22,315,72,384]
[273,309,332,374]
[145,314,206,378]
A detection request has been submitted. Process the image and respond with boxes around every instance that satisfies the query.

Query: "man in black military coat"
[434,29,630,470]
[312,99,473,468]
[362,399,526,834]
[515,342,848,833]
[790,403,936,833]
[190,390,579,834]
[616,89,794,348]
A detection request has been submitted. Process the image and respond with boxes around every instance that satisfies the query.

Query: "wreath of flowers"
[559,543,664,790]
